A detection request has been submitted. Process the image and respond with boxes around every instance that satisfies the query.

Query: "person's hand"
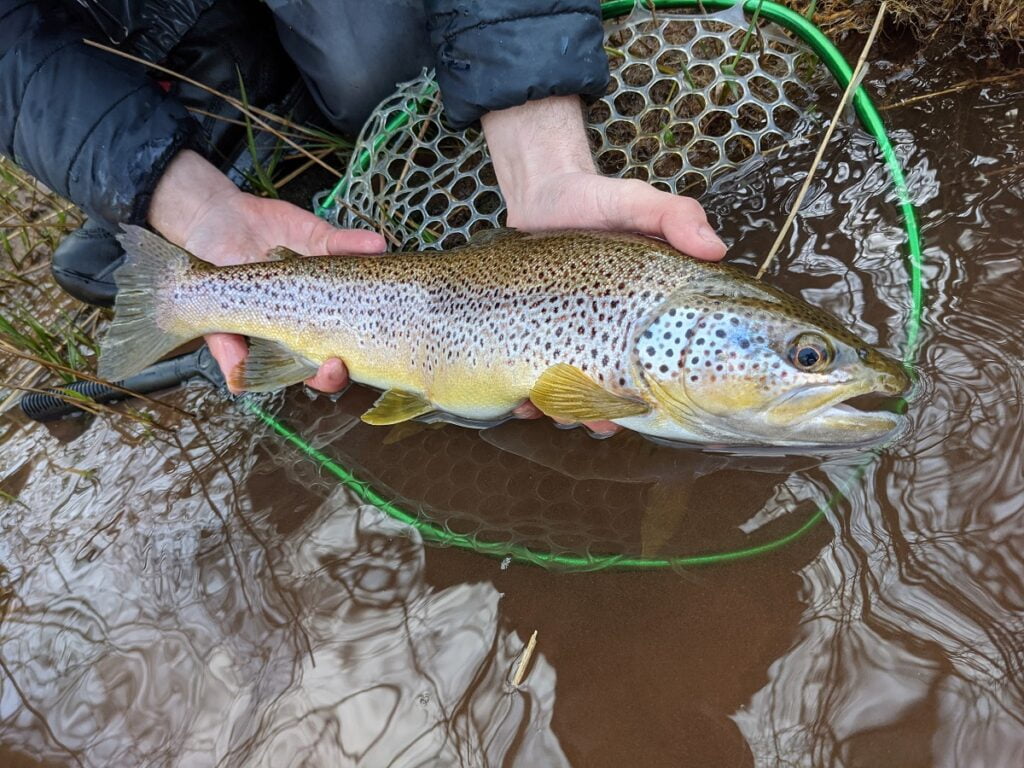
[481,95,727,260]
[482,95,728,436]
[148,150,385,393]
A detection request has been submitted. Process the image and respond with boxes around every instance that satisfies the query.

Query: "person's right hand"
[148,150,385,393]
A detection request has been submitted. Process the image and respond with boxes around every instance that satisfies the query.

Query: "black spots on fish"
[696,338,705,346]
[690,375,698,382]
[555,327,563,337]
[668,308,677,317]
[685,329,695,339]
[713,312,724,321]
[691,356,699,365]
[646,346,656,356]
[730,317,739,326]
[739,339,750,349]
[659,364,669,373]
[643,330,653,340]
[644,362,653,370]
[715,364,723,372]
[715,329,726,339]
[664,348,674,358]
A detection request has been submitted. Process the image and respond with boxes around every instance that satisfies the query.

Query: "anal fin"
[531,364,650,422]
[236,339,319,392]
[361,389,434,425]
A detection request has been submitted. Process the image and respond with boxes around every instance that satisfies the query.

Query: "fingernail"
[698,224,726,248]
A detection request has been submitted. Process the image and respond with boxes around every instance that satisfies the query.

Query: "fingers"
[258,198,387,256]
[304,357,350,393]
[581,419,623,437]
[320,226,387,256]
[602,178,727,261]
[297,211,386,256]
[206,333,249,393]
[513,401,543,419]
[518,399,624,436]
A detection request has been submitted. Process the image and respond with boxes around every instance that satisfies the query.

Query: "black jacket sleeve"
[0,1,200,230]
[424,0,609,128]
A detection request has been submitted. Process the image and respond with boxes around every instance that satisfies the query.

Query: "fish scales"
[165,232,704,417]
[101,226,910,448]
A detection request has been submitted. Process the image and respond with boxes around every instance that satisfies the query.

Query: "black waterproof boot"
[50,218,123,307]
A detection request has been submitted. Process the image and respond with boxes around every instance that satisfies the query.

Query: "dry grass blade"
[756,1,889,280]
[512,630,539,686]
[81,39,397,244]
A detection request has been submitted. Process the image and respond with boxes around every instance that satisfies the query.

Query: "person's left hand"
[148,150,386,394]
[481,95,729,436]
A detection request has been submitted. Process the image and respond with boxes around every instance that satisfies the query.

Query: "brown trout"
[100,225,909,448]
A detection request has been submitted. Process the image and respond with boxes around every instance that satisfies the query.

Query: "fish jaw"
[759,366,911,446]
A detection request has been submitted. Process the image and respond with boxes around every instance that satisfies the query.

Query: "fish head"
[634,271,911,448]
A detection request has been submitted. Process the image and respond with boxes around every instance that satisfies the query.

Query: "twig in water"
[755,1,889,280]
[881,68,1024,111]
[512,630,538,686]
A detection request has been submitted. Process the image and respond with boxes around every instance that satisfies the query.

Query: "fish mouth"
[770,372,911,446]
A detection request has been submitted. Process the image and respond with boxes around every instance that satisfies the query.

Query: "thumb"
[321,225,388,256]
[288,206,387,256]
[604,179,727,261]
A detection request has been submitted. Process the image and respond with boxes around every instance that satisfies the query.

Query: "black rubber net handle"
[19,347,223,421]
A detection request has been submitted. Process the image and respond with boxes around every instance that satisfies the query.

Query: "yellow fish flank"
[101,226,909,448]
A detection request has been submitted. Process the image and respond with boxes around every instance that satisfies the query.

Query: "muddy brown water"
[2,39,1024,768]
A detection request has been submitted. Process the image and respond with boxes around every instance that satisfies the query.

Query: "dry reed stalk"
[756,1,889,279]
[512,630,539,686]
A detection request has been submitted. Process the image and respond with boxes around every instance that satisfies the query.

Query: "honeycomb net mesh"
[316,5,824,250]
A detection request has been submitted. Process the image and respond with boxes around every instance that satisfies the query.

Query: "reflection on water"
[3,35,1024,768]
[0,407,567,766]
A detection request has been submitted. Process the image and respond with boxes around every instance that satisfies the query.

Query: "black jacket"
[0,0,609,232]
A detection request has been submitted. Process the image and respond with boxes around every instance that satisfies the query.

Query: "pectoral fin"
[236,339,319,392]
[531,364,650,422]
[361,389,434,425]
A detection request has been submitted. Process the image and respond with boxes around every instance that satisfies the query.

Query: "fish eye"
[788,333,833,372]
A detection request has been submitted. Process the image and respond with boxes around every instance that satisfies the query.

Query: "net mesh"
[316,6,824,250]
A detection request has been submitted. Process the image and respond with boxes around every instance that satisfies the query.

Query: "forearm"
[148,150,238,245]
[481,95,594,210]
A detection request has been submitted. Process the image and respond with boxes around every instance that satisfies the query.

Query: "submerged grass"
[0,157,95,408]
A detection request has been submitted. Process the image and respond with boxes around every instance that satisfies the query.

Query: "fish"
[100,225,910,448]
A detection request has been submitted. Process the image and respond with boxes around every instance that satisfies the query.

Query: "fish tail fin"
[98,225,202,381]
